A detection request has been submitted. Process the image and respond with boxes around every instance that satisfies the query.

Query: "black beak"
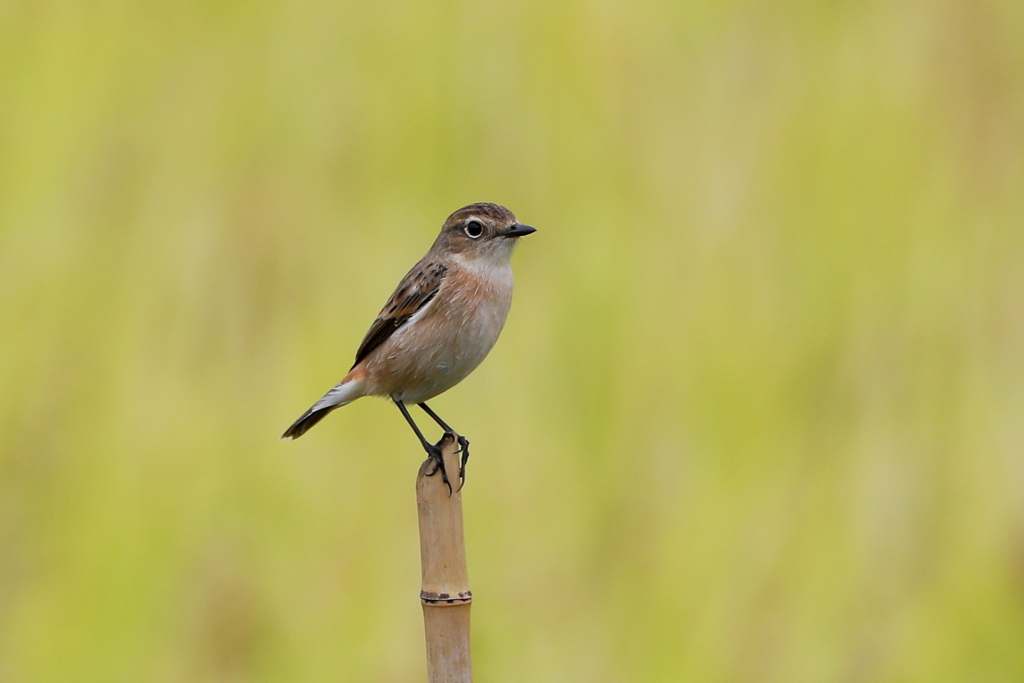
[503,224,537,238]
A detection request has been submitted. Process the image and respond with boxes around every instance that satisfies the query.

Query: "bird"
[281,202,535,491]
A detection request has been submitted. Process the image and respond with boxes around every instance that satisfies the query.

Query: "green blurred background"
[2,0,1023,681]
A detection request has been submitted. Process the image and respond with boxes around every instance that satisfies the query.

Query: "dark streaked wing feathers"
[351,260,448,369]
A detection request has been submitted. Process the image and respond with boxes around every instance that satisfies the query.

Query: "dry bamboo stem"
[416,433,472,683]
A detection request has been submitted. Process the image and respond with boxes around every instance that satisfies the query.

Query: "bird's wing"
[351,259,448,369]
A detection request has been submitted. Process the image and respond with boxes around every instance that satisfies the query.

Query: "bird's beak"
[503,224,537,238]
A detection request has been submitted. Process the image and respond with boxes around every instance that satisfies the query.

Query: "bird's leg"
[418,402,470,489]
[395,399,452,495]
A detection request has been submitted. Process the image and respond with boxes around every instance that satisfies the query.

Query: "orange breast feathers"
[356,261,514,403]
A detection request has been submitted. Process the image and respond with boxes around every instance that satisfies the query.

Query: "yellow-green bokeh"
[2,1,1023,681]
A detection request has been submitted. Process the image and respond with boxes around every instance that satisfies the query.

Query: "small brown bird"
[282,203,535,489]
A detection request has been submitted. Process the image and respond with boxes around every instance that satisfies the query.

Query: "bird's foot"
[424,434,454,497]
[451,433,470,491]
[423,432,470,495]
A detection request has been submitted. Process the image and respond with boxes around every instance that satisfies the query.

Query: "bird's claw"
[423,432,470,495]
[424,437,454,497]
[453,434,470,491]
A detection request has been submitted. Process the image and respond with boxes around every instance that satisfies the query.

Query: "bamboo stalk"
[416,433,472,683]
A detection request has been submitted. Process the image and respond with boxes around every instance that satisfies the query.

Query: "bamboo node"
[420,590,473,606]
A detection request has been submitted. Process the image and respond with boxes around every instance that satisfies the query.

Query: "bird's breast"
[421,263,513,369]
[363,262,514,402]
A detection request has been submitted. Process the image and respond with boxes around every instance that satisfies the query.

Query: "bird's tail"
[281,377,365,440]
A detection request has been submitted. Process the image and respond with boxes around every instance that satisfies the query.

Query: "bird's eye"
[464,220,484,238]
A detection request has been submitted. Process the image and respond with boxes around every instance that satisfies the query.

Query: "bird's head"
[433,203,535,265]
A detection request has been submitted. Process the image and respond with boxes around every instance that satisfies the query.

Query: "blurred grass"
[2,0,1024,681]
